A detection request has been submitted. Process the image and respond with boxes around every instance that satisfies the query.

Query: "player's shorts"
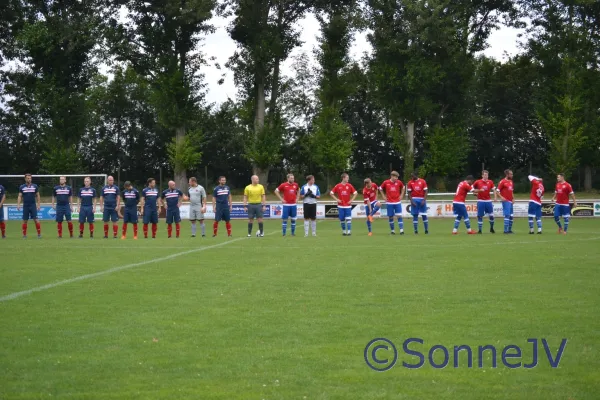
[528,202,542,219]
[166,208,181,224]
[103,206,119,222]
[411,199,427,216]
[453,203,468,219]
[554,204,570,218]
[22,204,37,221]
[303,203,317,219]
[190,206,205,221]
[55,205,72,222]
[79,205,94,223]
[0,206,4,222]
[477,201,494,217]
[123,207,138,224]
[282,205,297,219]
[501,201,514,218]
[247,204,262,220]
[215,206,230,222]
[386,203,403,217]
[143,208,158,224]
[338,207,352,221]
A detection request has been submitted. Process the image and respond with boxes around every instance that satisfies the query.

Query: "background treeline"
[0,0,599,193]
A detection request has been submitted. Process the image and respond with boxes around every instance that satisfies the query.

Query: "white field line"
[0,232,278,303]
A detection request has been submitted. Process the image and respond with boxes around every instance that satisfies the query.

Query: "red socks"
[175,223,180,238]
[89,223,94,234]
[112,224,118,237]
[104,223,109,236]
[143,224,149,238]
[0,221,5,236]
[152,223,157,238]
[133,224,138,237]
[79,223,85,234]
[226,222,232,236]
[67,222,73,236]
[213,221,218,236]
[167,224,173,237]
[122,223,128,236]
[35,222,41,235]
[57,222,63,237]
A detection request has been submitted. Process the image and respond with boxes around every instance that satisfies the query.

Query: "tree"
[108,0,216,189]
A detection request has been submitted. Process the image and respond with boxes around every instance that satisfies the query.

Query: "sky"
[201,13,525,105]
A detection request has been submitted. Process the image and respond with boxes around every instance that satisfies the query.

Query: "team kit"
[0,169,577,239]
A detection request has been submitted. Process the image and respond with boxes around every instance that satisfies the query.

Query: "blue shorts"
[123,207,138,224]
[502,201,514,218]
[143,209,158,224]
[166,208,181,224]
[554,204,570,218]
[453,203,468,219]
[215,206,230,222]
[477,201,494,217]
[387,203,403,217]
[338,207,352,221]
[411,199,427,216]
[0,206,4,222]
[56,205,72,222]
[22,204,37,221]
[528,202,542,219]
[103,207,119,222]
[282,205,298,219]
[79,206,95,223]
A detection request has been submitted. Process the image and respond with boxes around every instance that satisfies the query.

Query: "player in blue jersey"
[100,175,121,239]
[77,177,97,238]
[140,178,160,239]
[212,176,232,237]
[0,184,6,238]
[17,173,42,238]
[52,176,74,238]
[161,180,183,238]
[120,181,140,239]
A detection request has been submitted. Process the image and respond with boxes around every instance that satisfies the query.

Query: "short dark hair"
[411,171,418,178]
[504,169,512,176]
[482,170,489,175]
[341,172,349,179]
[218,176,226,181]
[558,173,565,178]
[391,171,399,177]
[466,175,475,181]
[306,175,314,182]
[24,173,32,178]
[124,181,131,187]
[189,177,197,183]
[147,178,155,185]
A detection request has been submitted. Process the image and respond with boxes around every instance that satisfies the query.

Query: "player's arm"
[329,187,339,203]
[177,192,182,208]
[17,191,22,210]
[100,192,104,211]
[274,187,283,202]
[51,191,56,209]
[407,185,414,205]
[261,193,266,209]
[76,192,81,212]
[496,183,506,201]
[36,190,41,210]
[551,191,557,202]
[69,194,73,212]
[423,185,428,203]
[400,185,406,200]
[378,185,387,202]
[315,186,321,199]
[139,193,145,214]
[228,192,232,210]
[116,189,121,209]
[570,190,577,207]
[202,190,207,212]
[243,189,248,211]
[296,187,301,203]
[0,190,5,208]
[350,187,358,203]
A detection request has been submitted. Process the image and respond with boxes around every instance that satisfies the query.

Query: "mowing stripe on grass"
[0,234,267,302]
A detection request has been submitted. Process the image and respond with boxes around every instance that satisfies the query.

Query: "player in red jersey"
[407,172,429,234]
[551,173,577,234]
[496,169,515,234]
[452,175,480,234]
[275,173,300,236]
[472,170,497,234]
[363,178,380,236]
[330,173,358,236]
[527,175,544,234]
[379,171,406,235]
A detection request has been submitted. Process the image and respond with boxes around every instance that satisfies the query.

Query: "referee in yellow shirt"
[243,175,267,237]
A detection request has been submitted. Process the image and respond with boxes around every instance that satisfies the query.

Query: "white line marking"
[0,233,275,302]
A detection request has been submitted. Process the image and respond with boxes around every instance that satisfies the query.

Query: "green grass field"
[1,218,599,399]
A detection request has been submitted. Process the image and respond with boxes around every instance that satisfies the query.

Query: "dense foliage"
[1,0,598,191]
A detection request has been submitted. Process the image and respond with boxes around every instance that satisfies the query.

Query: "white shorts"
[190,207,204,220]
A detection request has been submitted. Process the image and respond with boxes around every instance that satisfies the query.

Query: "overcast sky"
[202,13,525,105]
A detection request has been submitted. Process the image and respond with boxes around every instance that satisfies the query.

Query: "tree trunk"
[174,126,187,190]
[404,121,415,181]
[584,165,592,191]
[253,166,269,188]
[268,58,280,127]
[255,75,266,133]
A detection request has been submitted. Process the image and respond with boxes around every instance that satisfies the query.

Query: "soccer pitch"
[1,218,599,399]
